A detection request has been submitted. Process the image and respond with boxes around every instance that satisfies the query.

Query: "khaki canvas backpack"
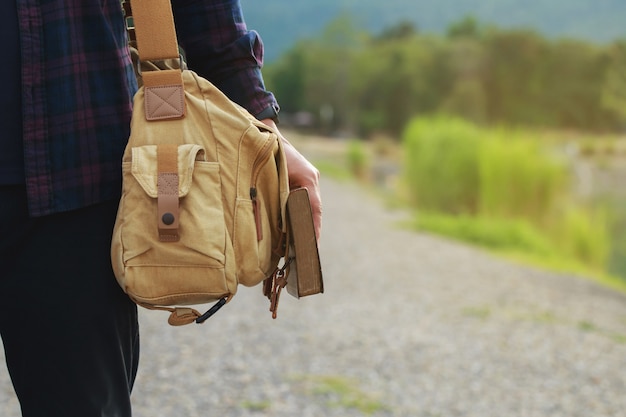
[111,0,290,325]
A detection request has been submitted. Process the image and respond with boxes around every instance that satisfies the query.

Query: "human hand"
[261,119,322,241]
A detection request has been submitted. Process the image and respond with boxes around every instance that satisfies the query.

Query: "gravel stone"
[2,177,626,417]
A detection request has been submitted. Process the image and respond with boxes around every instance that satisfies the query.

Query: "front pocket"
[120,160,226,267]
[232,133,288,287]
[116,145,237,304]
[233,198,274,286]
[176,161,227,263]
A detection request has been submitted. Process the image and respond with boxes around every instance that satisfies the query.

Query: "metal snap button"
[162,212,175,225]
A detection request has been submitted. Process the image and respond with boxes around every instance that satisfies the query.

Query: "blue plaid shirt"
[11,0,278,217]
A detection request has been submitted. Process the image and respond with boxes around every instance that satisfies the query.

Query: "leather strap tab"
[130,0,185,120]
[168,308,201,326]
[136,302,202,326]
[143,70,185,120]
[157,144,180,242]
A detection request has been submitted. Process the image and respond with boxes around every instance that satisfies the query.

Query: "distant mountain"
[240,0,626,62]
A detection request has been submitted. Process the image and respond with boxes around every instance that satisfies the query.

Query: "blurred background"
[243,0,626,291]
[3,2,626,416]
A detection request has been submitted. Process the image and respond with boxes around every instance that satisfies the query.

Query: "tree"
[482,29,550,126]
[264,45,307,113]
[541,39,610,129]
[446,15,483,39]
[375,20,417,42]
[601,41,626,129]
[348,36,450,137]
[439,39,488,123]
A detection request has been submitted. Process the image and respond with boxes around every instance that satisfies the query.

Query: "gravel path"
[2,176,626,417]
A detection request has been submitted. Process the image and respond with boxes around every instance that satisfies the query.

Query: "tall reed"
[402,116,610,271]
[402,116,481,214]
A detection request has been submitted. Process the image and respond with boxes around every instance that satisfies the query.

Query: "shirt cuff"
[255,103,280,124]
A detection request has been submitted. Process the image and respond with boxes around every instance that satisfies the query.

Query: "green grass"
[293,374,388,415]
[611,333,626,343]
[400,115,617,288]
[461,306,492,319]
[519,310,559,324]
[577,321,626,344]
[499,250,626,295]
[313,159,353,181]
[241,400,271,412]
[460,305,626,343]
[412,212,556,256]
[408,210,626,295]
[463,305,561,325]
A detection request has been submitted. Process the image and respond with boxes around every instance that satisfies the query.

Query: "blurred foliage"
[414,212,556,256]
[264,16,626,136]
[345,140,370,181]
[242,0,626,62]
[402,116,481,213]
[402,115,611,272]
[266,15,626,284]
[478,131,569,223]
[557,206,610,269]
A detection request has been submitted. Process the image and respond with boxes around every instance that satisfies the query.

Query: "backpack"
[111,0,290,326]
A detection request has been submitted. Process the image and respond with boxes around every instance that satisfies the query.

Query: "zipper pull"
[250,187,263,241]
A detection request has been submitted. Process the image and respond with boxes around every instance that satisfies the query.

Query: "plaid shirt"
[17,0,278,217]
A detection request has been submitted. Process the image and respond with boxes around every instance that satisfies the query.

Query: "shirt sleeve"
[171,0,280,121]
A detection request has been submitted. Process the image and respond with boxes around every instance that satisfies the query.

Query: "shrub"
[346,139,369,181]
[557,206,610,270]
[478,130,569,223]
[402,116,611,272]
[402,116,481,213]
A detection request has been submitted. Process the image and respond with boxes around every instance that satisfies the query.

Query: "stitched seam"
[146,86,184,119]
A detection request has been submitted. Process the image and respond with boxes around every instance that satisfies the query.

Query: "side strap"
[157,144,180,242]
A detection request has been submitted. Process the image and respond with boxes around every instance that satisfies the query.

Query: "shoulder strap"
[124,0,180,62]
[124,0,186,120]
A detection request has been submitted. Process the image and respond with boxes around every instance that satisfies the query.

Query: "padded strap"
[129,0,185,119]
[129,0,179,62]
[157,144,180,242]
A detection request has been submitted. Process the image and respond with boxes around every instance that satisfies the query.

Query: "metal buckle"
[137,54,184,76]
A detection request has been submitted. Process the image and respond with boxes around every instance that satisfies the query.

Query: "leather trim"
[145,85,185,121]
[157,145,180,242]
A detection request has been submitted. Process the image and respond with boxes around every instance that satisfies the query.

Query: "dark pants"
[0,186,139,417]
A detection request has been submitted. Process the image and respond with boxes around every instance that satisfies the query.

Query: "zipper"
[250,187,263,241]
[249,134,277,241]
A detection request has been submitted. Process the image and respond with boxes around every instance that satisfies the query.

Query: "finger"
[292,163,322,240]
[269,127,323,240]
[307,185,323,241]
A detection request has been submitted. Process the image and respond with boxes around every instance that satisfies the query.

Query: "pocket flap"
[131,144,206,197]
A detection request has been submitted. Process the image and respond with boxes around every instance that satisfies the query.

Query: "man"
[0,1,321,416]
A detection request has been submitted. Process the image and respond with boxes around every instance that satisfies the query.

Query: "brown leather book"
[285,188,324,298]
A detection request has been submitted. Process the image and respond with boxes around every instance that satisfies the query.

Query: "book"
[285,188,324,298]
